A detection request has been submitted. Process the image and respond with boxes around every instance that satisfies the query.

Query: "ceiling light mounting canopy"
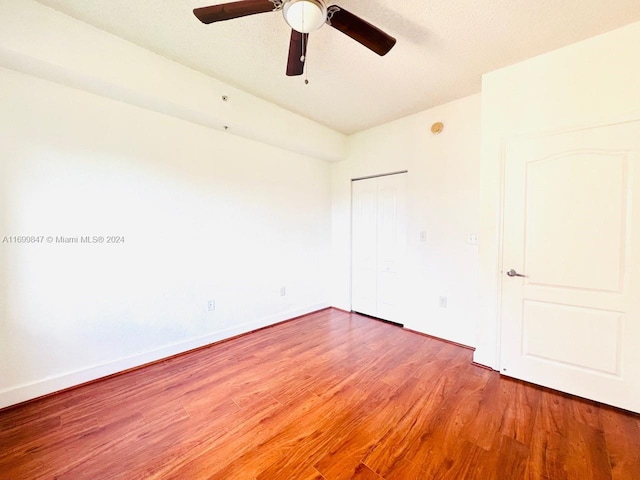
[283,0,327,33]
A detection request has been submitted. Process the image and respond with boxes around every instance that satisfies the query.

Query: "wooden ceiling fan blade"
[286,29,308,76]
[193,0,276,24]
[326,5,396,56]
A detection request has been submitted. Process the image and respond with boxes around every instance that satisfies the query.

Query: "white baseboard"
[0,303,329,410]
[472,348,498,371]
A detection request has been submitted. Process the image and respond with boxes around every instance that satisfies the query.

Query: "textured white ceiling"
[34,0,640,134]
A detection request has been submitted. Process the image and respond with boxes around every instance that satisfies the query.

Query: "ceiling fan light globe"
[283,0,327,33]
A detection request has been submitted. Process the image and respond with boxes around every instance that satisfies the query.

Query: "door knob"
[506,269,526,277]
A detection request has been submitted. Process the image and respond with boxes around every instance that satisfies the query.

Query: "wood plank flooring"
[1,308,639,479]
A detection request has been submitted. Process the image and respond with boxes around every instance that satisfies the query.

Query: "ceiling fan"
[193,0,397,76]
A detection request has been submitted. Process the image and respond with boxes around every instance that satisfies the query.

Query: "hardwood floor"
[1,308,639,479]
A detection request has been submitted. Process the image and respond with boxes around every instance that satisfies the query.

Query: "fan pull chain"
[301,31,309,84]
[301,7,308,84]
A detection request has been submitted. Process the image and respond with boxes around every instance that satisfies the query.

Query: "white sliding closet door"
[352,173,407,323]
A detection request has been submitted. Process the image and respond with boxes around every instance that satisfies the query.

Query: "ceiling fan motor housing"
[283,0,327,33]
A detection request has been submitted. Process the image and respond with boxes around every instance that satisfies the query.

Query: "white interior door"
[352,173,407,323]
[500,121,640,413]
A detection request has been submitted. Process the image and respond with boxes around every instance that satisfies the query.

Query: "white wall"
[0,3,333,409]
[475,21,640,368]
[331,95,482,347]
[0,1,347,162]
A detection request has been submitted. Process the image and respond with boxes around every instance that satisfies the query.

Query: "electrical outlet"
[439,296,447,308]
[207,300,215,311]
[280,286,286,297]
